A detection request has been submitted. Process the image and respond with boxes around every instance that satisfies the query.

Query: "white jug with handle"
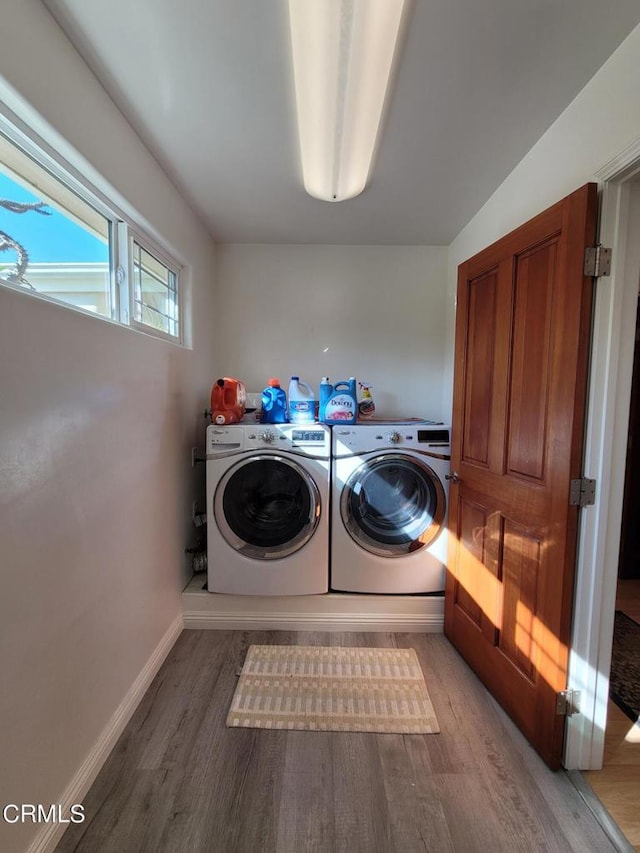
[288,376,316,423]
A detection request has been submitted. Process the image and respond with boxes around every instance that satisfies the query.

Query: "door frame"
[565,136,640,769]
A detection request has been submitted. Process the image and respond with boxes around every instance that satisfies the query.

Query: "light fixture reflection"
[288,0,407,202]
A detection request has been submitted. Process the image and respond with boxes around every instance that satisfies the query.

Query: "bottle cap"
[268,377,280,386]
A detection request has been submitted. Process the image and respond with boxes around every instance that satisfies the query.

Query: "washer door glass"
[341,453,445,557]
[215,455,320,559]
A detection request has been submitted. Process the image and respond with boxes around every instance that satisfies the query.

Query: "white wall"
[215,244,449,421]
[443,21,640,418]
[0,3,216,852]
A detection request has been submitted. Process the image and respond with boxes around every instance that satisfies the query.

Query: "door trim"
[565,137,640,768]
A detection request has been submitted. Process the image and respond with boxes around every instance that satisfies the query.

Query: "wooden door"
[444,183,598,769]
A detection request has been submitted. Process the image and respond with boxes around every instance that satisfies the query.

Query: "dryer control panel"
[417,428,450,445]
[332,424,450,457]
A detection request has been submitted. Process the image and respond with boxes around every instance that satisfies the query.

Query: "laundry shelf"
[182,575,444,632]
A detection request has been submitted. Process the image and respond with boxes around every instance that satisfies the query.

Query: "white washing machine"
[206,423,330,595]
[331,423,450,594]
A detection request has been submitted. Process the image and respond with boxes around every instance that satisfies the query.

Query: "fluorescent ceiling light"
[288,0,407,203]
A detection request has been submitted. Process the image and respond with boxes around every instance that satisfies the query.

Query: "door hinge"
[569,477,596,507]
[556,689,581,716]
[584,245,612,277]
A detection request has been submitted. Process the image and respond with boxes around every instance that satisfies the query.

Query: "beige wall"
[0,3,216,852]
[215,244,449,421]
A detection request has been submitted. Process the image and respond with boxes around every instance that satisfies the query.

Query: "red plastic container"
[210,377,246,424]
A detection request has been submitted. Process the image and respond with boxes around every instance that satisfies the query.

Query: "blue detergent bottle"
[322,377,358,425]
[260,377,288,424]
[318,377,333,423]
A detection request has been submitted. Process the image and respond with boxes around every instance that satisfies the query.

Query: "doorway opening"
[617,291,640,584]
[580,174,640,851]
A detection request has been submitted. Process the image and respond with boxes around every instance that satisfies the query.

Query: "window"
[132,240,179,338]
[0,119,183,342]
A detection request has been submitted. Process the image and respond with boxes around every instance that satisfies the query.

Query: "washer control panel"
[206,425,244,455]
[245,424,331,457]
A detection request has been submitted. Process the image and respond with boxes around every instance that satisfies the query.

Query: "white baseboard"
[27,613,183,853]
[182,576,444,632]
[183,611,444,632]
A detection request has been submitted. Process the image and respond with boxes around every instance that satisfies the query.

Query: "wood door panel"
[507,239,558,481]
[446,183,598,769]
[459,262,513,476]
[451,496,500,644]
[457,478,547,525]
[462,270,498,467]
[451,503,543,684]
[446,588,542,745]
[452,497,486,627]
[499,519,542,682]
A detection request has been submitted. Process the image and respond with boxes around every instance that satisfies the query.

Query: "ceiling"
[42,0,640,245]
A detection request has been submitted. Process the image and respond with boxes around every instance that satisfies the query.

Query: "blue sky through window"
[0,173,108,264]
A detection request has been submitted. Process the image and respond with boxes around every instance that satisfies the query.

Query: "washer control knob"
[260,429,276,444]
[388,431,401,444]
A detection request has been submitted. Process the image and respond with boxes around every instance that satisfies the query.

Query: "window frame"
[120,225,183,344]
[0,108,185,345]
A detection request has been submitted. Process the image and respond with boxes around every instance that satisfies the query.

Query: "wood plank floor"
[56,630,620,853]
[582,579,640,852]
[616,578,640,623]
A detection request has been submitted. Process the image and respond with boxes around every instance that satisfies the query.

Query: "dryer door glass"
[341,453,445,557]
[216,456,320,559]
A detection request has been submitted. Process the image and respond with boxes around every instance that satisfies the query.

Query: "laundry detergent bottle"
[210,377,246,424]
[322,377,358,424]
[318,377,333,423]
[288,376,316,423]
[260,377,288,424]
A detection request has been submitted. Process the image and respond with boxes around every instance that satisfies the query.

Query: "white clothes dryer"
[331,423,450,594]
[206,423,330,595]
